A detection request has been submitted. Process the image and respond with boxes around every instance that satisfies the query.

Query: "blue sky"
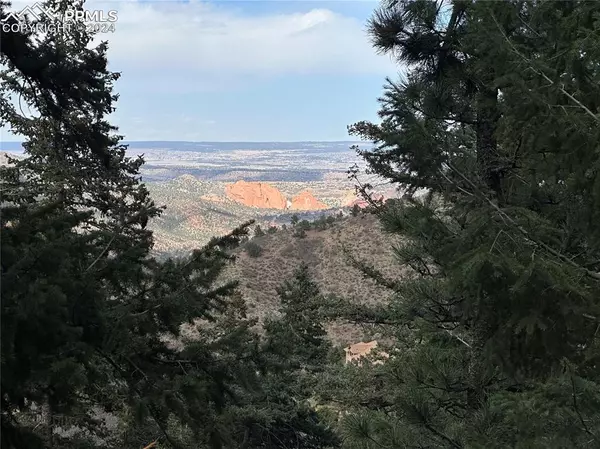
[2,0,402,141]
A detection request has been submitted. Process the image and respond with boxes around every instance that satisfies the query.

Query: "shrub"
[314,216,328,231]
[245,241,263,257]
[254,225,265,237]
[294,228,306,239]
[297,220,311,230]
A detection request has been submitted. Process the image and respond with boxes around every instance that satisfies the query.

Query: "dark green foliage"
[351,204,360,217]
[297,219,312,230]
[254,225,265,237]
[245,241,264,258]
[294,228,307,239]
[338,0,600,447]
[0,2,307,448]
[241,264,339,449]
[264,264,330,370]
[266,226,277,234]
[305,215,339,232]
[314,215,329,231]
[290,214,299,225]
[293,220,311,238]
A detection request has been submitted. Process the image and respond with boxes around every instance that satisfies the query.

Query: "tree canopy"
[341,0,600,447]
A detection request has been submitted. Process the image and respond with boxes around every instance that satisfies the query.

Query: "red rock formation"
[225,180,287,209]
[346,195,386,209]
[347,199,370,209]
[290,190,328,211]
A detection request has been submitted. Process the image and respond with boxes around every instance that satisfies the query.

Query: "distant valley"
[1,141,396,254]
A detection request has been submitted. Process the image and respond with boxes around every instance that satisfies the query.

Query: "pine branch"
[348,165,386,213]
[442,327,471,348]
[95,349,182,449]
[444,161,600,282]
[85,233,117,272]
[424,423,462,449]
[568,367,598,441]
[490,11,599,123]
[342,245,400,291]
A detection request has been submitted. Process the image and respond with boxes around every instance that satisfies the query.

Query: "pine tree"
[264,264,330,370]
[233,264,339,449]
[338,0,600,447]
[254,225,265,237]
[0,2,268,448]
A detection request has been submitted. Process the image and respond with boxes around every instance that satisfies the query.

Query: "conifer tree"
[0,2,266,448]
[264,264,330,370]
[232,264,339,449]
[254,225,265,237]
[338,0,600,447]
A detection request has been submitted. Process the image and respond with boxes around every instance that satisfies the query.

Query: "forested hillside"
[2,1,599,448]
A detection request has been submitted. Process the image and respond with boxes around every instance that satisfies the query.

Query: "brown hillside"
[222,213,406,346]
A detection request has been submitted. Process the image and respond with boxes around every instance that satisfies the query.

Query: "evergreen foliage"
[0,2,330,448]
[254,225,265,237]
[294,228,307,239]
[248,264,339,449]
[264,264,330,370]
[3,0,600,448]
[297,220,312,230]
[314,215,329,231]
[338,0,600,447]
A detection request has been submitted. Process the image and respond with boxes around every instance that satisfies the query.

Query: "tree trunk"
[476,86,502,201]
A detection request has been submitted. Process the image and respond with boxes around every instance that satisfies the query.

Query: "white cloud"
[2,0,398,140]
[83,0,395,77]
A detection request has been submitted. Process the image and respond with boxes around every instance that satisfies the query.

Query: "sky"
[1,0,403,141]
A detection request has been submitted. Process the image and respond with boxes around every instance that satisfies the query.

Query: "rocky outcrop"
[345,341,378,364]
[346,195,387,209]
[225,180,287,209]
[225,181,331,211]
[345,340,389,365]
[347,198,370,209]
[290,190,328,210]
